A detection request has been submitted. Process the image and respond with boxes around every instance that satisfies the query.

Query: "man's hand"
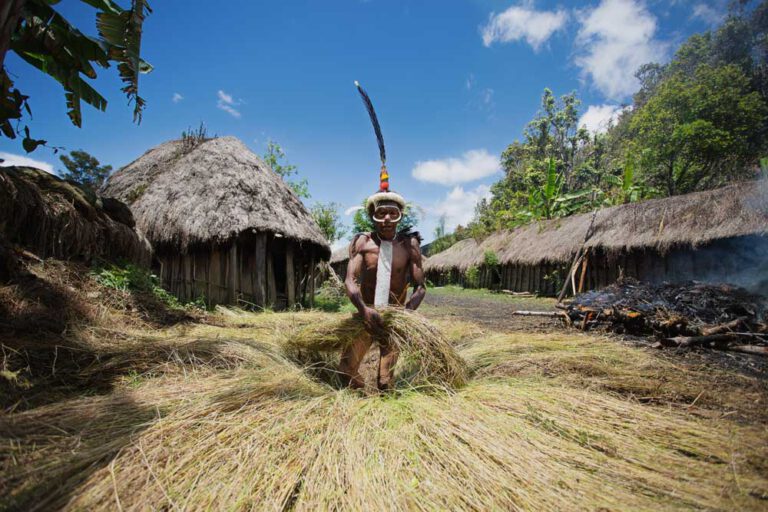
[362,306,384,333]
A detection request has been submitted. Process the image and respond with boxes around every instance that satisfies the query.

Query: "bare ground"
[420,286,768,380]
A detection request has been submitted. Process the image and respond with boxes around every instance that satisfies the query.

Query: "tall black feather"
[355,81,386,166]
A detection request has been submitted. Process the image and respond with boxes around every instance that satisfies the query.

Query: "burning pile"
[562,279,767,355]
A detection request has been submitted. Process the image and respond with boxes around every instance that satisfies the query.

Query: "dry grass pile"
[2,305,767,510]
[283,308,469,389]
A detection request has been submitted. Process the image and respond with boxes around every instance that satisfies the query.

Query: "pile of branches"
[560,279,767,356]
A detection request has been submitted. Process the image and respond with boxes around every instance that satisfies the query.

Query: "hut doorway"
[269,236,288,309]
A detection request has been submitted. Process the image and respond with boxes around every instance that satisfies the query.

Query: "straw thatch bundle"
[283,308,469,389]
[425,179,768,272]
[0,166,151,265]
[102,136,329,256]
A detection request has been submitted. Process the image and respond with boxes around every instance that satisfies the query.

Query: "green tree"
[59,149,112,192]
[629,64,767,195]
[1,0,152,152]
[262,140,310,199]
[310,202,347,244]
[433,214,447,240]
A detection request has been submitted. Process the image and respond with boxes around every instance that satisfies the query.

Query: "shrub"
[464,266,479,288]
[91,263,205,310]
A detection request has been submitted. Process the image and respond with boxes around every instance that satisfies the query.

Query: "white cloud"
[344,205,364,216]
[482,1,568,51]
[412,149,500,185]
[0,151,54,173]
[172,92,184,103]
[579,104,628,133]
[466,74,476,91]
[431,185,492,231]
[481,88,494,106]
[692,3,725,25]
[575,0,667,100]
[217,89,241,118]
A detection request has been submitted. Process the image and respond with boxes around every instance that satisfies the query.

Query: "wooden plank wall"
[157,233,321,309]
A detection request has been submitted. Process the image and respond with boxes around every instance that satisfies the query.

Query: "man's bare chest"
[361,240,410,273]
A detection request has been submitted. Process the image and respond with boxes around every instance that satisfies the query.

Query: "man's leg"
[338,332,372,388]
[378,341,399,390]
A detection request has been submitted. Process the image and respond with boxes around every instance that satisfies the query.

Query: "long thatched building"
[103,136,330,308]
[425,180,768,295]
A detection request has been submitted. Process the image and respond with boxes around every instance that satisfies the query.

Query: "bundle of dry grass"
[283,308,469,389]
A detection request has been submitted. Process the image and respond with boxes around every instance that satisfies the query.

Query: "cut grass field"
[1,269,767,510]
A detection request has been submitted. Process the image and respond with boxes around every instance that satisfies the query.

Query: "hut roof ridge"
[103,136,330,257]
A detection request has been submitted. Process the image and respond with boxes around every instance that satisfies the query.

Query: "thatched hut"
[425,180,768,295]
[0,166,151,265]
[330,247,349,280]
[103,137,330,308]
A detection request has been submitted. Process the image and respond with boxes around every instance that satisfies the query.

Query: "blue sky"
[0,0,726,247]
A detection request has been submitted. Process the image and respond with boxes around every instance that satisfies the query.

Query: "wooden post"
[228,241,238,304]
[254,233,266,307]
[267,254,277,308]
[309,249,316,308]
[286,243,295,307]
[184,254,192,301]
[578,252,589,293]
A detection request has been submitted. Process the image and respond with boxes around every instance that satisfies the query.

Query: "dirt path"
[420,287,562,332]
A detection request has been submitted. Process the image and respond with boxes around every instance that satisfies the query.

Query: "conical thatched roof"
[103,136,330,258]
[425,179,768,272]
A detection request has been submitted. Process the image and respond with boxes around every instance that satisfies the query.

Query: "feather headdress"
[355,81,405,214]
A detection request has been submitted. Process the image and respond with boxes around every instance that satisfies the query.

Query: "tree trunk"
[0,0,25,71]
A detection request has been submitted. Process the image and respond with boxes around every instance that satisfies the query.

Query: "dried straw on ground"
[2,303,767,510]
[283,308,469,389]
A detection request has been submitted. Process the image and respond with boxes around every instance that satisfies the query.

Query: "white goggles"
[372,206,402,223]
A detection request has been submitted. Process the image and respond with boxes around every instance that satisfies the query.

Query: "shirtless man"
[342,191,426,390]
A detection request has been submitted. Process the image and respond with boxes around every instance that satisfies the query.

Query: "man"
[341,189,426,390]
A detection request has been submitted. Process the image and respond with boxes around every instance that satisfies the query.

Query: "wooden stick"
[557,209,599,303]
[699,317,748,336]
[578,251,589,294]
[665,334,740,347]
[512,310,563,317]
[729,345,768,356]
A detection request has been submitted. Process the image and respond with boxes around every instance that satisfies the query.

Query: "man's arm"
[344,234,383,330]
[405,236,426,311]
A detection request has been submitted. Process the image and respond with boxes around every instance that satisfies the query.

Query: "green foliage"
[180,123,210,151]
[58,150,112,192]
[464,266,480,288]
[313,280,354,313]
[92,263,205,311]
[2,0,152,151]
[483,250,499,267]
[351,200,419,235]
[629,63,767,195]
[263,140,310,199]
[434,214,447,240]
[310,202,347,244]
